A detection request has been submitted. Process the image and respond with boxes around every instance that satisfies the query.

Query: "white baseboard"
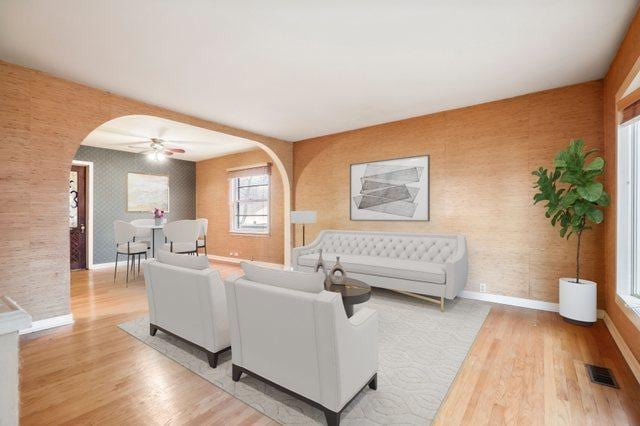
[459,290,605,319]
[19,314,74,335]
[603,312,640,384]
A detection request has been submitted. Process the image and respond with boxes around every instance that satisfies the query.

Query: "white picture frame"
[350,155,429,221]
[127,173,170,212]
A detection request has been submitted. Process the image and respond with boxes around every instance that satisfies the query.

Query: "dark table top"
[325,277,371,305]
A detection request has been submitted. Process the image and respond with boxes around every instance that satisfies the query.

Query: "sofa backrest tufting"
[318,231,458,263]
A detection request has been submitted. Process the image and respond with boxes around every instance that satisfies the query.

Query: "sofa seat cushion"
[298,253,445,284]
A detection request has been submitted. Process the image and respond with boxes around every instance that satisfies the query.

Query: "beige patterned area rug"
[119,289,490,425]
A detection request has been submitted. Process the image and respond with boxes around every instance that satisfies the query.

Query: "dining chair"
[162,220,199,254]
[114,220,148,285]
[196,218,208,256]
[130,218,154,251]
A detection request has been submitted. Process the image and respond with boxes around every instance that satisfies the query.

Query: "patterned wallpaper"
[74,145,196,264]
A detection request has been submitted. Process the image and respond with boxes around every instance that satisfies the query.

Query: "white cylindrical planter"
[0,296,32,426]
[559,278,597,324]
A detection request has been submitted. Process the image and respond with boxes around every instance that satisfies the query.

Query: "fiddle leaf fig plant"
[532,139,609,284]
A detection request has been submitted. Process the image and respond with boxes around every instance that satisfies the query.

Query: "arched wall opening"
[73,114,293,268]
[0,60,293,325]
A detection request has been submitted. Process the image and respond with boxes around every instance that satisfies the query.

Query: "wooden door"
[69,165,87,270]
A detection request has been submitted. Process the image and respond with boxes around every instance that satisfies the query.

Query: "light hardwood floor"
[19,264,640,425]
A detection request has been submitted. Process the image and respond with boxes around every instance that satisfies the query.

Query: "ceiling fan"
[127,138,186,161]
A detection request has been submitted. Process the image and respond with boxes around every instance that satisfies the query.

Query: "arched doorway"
[72,114,293,270]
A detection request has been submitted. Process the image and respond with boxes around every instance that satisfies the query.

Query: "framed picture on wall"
[127,173,170,212]
[350,155,429,221]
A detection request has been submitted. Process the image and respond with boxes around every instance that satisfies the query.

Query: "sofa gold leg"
[394,290,445,312]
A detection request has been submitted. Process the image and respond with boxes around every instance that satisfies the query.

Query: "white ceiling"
[82,115,258,162]
[0,1,637,141]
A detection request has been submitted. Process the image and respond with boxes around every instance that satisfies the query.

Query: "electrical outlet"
[479,283,487,293]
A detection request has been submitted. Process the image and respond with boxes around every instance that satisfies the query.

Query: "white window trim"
[616,119,640,328]
[229,174,270,235]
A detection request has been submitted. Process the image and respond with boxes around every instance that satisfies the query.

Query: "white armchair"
[224,263,378,426]
[143,250,230,367]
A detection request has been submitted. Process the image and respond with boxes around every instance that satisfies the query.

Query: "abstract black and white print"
[350,155,429,221]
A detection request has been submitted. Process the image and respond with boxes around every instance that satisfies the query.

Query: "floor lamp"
[291,211,317,246]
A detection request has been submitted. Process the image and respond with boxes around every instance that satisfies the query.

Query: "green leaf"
[584,148,599,158]
[569,139,584,154]
[560,172,582,185]
[551,211,563,226]
[586,208,604,224]
[584,157,604,171]
[577,182,603,202]
[561,190,579,207]
[560,226,568,238]
[573,200,590,216]
[596,192,610,207]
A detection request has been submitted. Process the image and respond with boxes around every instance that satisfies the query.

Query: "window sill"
[615,294,640,332]
[229,231,270,237]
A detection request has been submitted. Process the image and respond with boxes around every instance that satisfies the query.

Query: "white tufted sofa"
[292,230,468,310]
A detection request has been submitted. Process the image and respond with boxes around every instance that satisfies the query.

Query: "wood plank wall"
[0,61,292,321]
[293,81,604,304]
[603,9,640,363]
[196,149,284,264]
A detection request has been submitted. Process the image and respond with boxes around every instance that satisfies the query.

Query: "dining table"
[134,222,164,258]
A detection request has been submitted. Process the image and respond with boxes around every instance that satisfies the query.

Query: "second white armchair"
[224,263,378,426]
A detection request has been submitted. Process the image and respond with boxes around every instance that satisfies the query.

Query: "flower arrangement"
[153,208,165,219]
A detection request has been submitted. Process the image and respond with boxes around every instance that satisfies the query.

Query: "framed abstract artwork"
[127,173,170,212]
[350,155,429,221]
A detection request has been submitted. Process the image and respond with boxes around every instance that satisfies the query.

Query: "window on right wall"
[617,120,640,313]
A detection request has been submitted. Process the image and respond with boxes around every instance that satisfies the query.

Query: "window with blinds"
[228,163,271,234]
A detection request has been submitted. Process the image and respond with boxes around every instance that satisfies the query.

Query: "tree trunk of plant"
[576,230,582,284]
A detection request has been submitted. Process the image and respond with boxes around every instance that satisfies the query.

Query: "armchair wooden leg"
[368,373,377,390]
[206,351,219,368]
[149,324,158,336]
[324,409,340,426]
[232,364,243,382]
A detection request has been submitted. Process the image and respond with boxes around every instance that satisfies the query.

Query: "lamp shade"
[290,210,317,224]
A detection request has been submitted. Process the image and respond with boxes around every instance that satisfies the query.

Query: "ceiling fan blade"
[128,144,151,150]
[165,148,186,153]
[163,151,174,156]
